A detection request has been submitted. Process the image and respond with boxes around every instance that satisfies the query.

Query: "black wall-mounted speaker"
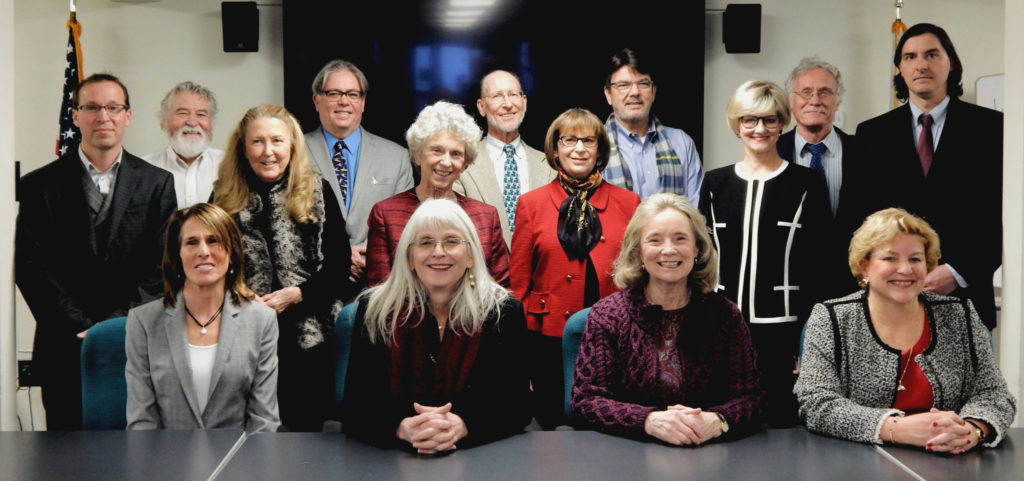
[723,4,761,54]
[222,2,259,52]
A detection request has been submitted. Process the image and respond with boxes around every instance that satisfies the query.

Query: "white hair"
[359,198,510,344]
[784,56,845,102]
[405,101,482,166]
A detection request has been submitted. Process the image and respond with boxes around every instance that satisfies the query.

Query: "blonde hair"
[213,104,321,223]
[725,80,791,134]
[848,207,941,285]
[612,193,718,293]
[359,199,510,344]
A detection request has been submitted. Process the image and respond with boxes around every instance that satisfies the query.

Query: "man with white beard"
[454,70,553,247]
[144,81,223,208]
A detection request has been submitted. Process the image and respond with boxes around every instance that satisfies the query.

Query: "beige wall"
[702,0,1004,170]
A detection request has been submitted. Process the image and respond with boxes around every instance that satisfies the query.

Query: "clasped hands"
[644,405,723,446]
[888,408,983,454]
[396,402,468,454]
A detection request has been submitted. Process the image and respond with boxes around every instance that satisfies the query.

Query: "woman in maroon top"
[571,193,763,444]
[366,101,509,287]
[343,198,530,452]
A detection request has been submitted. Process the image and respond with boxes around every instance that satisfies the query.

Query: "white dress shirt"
[144,146,224,208]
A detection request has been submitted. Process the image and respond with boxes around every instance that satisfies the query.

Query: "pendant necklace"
[897,347,915,391]
[185,300,225,335]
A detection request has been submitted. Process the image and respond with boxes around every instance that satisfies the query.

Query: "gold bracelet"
[965,419,985,443]
[888,416,899,444]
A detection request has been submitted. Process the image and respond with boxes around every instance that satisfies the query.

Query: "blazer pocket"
[525,291,550,316]
[369,176,397,186]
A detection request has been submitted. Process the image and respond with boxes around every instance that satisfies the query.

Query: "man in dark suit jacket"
[777,57,858,299]
[304,59,413,286]
[849,23,1002,329]
[15,74,177,430]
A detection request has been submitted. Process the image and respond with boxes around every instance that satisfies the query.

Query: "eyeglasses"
[739,115,782,129]
[76,104,129,115]
[558,136,598,148]
[792,88,837,100]
[484,91,525,104]
[413,236,468,253]
[322,89,364,102]
[607,79,654,93]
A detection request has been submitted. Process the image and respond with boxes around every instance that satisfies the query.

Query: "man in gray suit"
[304,59,413,283]
[454,70,553,247]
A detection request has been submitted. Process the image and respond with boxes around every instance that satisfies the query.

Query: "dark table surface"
[879,427,1024,481]
[214,429,918,481]
[0,429,243,481]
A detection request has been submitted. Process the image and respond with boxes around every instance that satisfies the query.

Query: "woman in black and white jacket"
[794,208,1015,454]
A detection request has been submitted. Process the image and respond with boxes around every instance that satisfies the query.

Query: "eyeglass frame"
[320,89,365,102]
[483,91,525,104]
[558,135,599,148]
[412,236,470,253]
[738,115,783,129]
[75,104,130,115]
[605,79,655,93]
[791,88,837,101]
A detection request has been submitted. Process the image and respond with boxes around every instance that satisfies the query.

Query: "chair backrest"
[333,302,358,408]
[561,307,591,419]
[81,316,128,430]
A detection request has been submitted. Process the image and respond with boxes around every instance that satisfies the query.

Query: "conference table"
[213,428,1024,481]
[3,428,1020,480]
[0,428,244,481]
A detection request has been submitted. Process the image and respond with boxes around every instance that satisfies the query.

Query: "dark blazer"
[126,293,280,434]
[510,180,640,337]
[342,297,531,449]
[365,189,510,288]
[15,150,177,426]
[777,127,860,298]
[848,98,1002,328]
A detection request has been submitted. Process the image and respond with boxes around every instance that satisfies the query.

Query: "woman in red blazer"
[367,101,509,288]
[510,108,640,428]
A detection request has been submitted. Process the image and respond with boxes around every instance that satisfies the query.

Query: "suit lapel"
[103,152,138,258]
[59,154,100,256]
[523,143,554,193]
[350,127,377,217]
[306,128,346,220]
[206,293,238,414]
[164,295,205,427]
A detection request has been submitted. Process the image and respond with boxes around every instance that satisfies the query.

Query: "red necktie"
[918,114,934,176]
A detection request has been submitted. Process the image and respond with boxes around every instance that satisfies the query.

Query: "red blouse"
[893,313,934,413]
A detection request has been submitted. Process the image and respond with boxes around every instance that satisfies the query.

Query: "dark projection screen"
[283,1,704,158]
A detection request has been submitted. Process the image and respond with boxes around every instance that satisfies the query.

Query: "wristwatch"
[715,412,729,433]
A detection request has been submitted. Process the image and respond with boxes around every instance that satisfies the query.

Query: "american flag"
[56,16,83,157]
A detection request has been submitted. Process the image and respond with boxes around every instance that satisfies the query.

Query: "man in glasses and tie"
[305,59,413,287]
[16,73,177,430]
[454,70,553,248]
[850,23,1003,330]
[777,57,857,298]
[601,48,703,205]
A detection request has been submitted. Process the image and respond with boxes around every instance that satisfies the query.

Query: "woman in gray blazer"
[126,203,280,433]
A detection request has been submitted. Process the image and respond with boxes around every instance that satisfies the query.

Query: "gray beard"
[170,131,211,160]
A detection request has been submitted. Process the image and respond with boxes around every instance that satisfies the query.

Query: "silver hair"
[359,198,511,345]
[784,56,845,102]
[158,81,217,131]
[405,101,482,166]
[311,59,369,96]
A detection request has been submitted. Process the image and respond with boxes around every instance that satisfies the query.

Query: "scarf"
[237,177,341,349]
[603,114,686,194]
[556,169,603,261]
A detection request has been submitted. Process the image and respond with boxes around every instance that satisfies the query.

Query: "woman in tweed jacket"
[794,208,1015,453]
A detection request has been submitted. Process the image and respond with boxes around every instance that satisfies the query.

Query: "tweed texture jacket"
[794,290,1016,446]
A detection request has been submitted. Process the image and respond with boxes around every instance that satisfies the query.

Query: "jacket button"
[564,311,571,317]
[540,299,546,306]
[600,235,605,241]
[566,274,572,281]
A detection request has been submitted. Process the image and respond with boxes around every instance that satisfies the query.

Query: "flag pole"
[891,1,908,109]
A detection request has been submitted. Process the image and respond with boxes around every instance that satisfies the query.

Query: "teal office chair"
[333,302,358,408]
[561,307,590,419]
[81,316,128,430]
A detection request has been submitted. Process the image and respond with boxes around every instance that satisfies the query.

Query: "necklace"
[184,299,225,335]
[897,347,916,391]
